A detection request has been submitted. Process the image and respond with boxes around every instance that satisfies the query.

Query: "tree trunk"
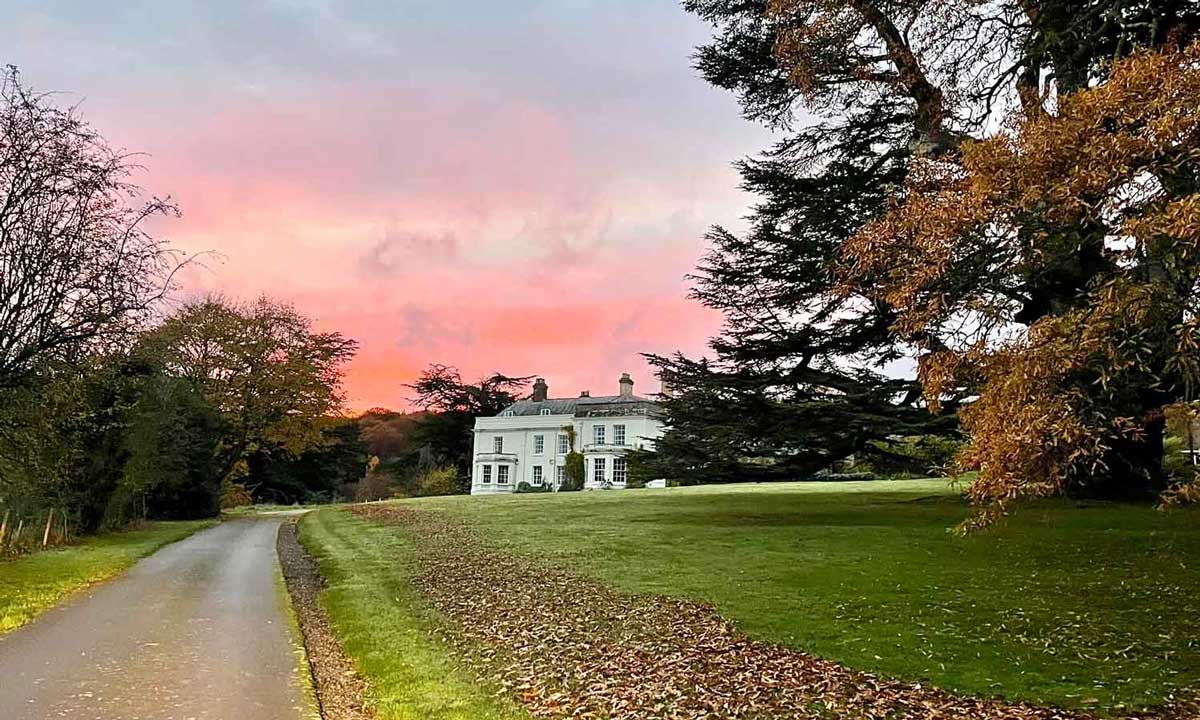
[1079,413,1167,501]
[42,508,54,548]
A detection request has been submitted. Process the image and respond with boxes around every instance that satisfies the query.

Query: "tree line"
[0,68,358,544]
[10,1,1200,537]
[637,1,1200,524]
[349,365,532,499]
[0,68,532,538]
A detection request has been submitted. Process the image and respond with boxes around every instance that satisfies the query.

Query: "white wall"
[471,414,575,494]
[471,412,664,494]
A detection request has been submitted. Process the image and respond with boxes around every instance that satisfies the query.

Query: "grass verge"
[297,508,530,720]
[0,519,214,634]
[405,479,1199,714]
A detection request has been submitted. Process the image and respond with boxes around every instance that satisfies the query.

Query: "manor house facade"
[470,374,663,494]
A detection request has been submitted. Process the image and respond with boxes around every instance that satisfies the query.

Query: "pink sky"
[11,1,770,410]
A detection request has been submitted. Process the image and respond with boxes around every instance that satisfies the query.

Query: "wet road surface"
[0,517,311,720]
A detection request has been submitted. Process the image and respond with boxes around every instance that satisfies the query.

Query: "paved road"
[0,517,312,720]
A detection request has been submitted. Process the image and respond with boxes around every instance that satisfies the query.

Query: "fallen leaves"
[278,519,373,720]
[350,504,1198,720]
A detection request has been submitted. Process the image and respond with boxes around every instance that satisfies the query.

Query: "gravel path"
[277,519,372,720]
[0,516,312,720]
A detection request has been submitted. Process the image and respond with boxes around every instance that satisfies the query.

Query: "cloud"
[392,305,477,353]
[5,0,772,410]
[359,229,460,277]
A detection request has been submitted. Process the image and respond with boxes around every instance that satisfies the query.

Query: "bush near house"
[514,482,551,494]
[562,453,585,492]
[417,467,460,497]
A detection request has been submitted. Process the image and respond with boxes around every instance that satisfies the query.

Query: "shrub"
[355,470,399,502]
[1164,435,1193,480]
[563,452,585,491]
[811,472,876,482]
[220,480,254,509]
[417,466,459,497]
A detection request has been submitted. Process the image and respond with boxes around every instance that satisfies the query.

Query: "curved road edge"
[277,515,374,720]
[0,515,312,720]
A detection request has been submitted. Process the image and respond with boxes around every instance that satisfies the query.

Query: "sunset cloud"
[9,0,768,409]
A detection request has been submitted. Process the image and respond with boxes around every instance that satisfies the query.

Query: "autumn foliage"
[842,43,1200,522]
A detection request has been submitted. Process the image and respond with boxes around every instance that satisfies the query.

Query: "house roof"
[498,394,658,417]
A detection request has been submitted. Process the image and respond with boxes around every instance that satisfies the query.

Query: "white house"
[470,373,664,494]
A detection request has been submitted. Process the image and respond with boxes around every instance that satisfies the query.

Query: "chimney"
[532,377,548,402]
[619,373,634,397]
[579,390,590,397]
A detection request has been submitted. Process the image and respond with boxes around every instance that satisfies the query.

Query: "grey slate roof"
[498,394,658,417]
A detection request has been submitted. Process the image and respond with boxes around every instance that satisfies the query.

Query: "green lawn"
[0,519,214,634]
[402,480,1200,713]
[298,508,530,720]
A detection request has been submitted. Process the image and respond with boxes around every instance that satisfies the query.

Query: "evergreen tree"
[645,1,1197,486]
[406,365,530,487]
[645,1,954,483]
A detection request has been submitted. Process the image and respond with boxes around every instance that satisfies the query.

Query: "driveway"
[0,516,312,719]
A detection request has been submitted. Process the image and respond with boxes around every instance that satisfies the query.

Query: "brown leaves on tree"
[840,42,1200,519]
[349,504,1198,720]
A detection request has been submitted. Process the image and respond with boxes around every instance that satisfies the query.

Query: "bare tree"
[0,66,182,386]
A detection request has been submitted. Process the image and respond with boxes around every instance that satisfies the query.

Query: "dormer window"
[540,408,552,416]
[500,410,514,417]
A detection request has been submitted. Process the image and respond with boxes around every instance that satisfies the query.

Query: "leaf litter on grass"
[350,504,1198,720]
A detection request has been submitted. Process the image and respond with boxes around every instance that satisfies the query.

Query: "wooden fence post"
[42,508,54,548]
